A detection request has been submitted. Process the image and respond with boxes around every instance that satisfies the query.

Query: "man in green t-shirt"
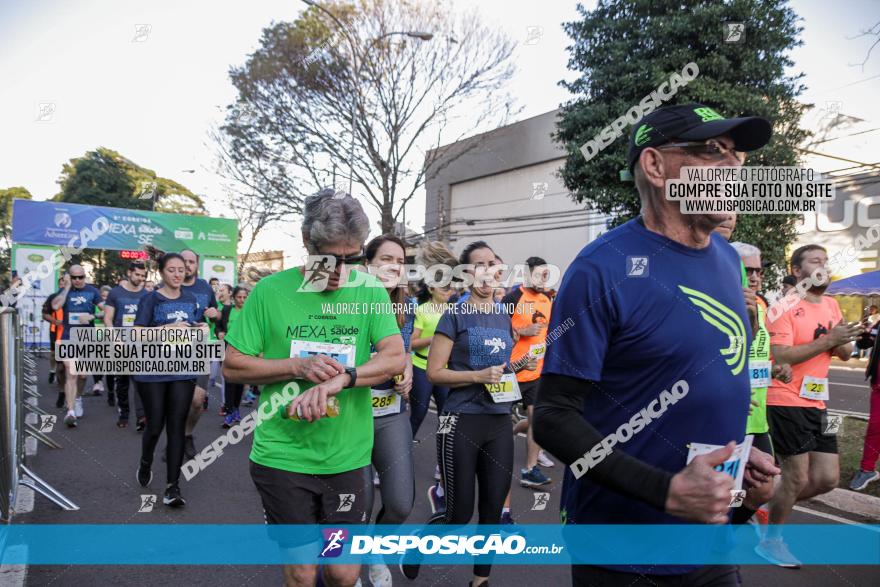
[730,241,792,525]
[224,189,405,587]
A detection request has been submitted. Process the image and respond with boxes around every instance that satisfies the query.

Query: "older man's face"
[657,134,743,227]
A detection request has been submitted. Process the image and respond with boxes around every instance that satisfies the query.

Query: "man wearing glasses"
[223,189,405,587]
[535,103,781,586]
[51,265,104,428]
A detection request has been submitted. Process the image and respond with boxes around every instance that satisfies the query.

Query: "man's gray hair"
[730,241,761,259]
[301,188,370,253]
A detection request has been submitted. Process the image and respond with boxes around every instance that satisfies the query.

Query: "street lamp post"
[301,0,433,195]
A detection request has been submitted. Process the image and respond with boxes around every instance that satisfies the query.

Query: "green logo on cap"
[27,254,45,263]
[694,107,724,122]
[634,124,652,146]
[212,265,226,272]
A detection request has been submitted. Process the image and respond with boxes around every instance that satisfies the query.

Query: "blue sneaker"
[427,483,446,515]
[850,469,880,491]
[222,413,235,429]
[233,408,242,423]
[241,390,257,406]
[520,466,551,488]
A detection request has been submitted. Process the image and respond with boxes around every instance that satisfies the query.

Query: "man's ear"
[638,148,667,190]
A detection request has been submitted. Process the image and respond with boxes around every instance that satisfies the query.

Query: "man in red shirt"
[761,244,864,568]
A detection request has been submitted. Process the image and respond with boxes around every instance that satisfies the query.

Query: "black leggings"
[437,412,513,578]
[224,381,244,412]
[137,379,195,486]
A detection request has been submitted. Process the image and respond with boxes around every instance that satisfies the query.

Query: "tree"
[554,0,808,287]
[54,148,206,284]
[0,186,33,279]
[220,0,516,234]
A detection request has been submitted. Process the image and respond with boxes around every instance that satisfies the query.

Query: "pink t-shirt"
[766,295,842,409]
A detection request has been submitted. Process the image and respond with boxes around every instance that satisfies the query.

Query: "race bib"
[122,314,136,326]
[289,340,355,368]
[799,375,829,401]
[371,388,400,417]
[68,312,89,325]
[484,372,522,403]
[686,435,754,495]
[748,360,771,389]
[528,342,546,359]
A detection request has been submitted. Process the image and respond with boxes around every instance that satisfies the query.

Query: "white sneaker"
[755,537,802,568]
[74,397,84,418]
[537,450,554,468]
[368,563,392,587]
[93,380,105,393]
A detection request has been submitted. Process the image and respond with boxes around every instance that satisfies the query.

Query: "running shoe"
[501,510,515,525]
[48,372,55,384]
[520,466,551,488]
[184,435,197,460]
[427,483,445,515]
[434,464,441,482]
[55,391,65,408]
[64,411,77,428]
[92,380,104,395]
[849,469,880,491]
[117,418,128,429]
[74,397,84,418]
[755,537,802,568]
[136,459,152,487]
[233,408,242,423]
[107,391,116,407]
[537,450,554,468]
[223,413,235,429]
[136,416,146,432]
[242,390,257,406]
[368,563,392,587]
[163,484,186,508]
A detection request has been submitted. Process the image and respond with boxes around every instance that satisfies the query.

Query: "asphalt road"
[11,354,880,587]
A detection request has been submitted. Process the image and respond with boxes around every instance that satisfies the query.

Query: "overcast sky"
[1,0,877,262]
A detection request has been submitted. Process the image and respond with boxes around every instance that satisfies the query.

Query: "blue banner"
[1,525,878,565]
[11,199,238,258]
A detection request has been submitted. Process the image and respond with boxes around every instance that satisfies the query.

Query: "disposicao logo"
[319,528,348,558]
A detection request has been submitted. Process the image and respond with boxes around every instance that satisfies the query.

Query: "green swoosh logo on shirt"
[678,285,747,376]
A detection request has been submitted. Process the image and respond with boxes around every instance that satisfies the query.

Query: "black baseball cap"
[626,103,772,173]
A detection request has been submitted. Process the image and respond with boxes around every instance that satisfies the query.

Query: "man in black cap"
[535,103,781,586]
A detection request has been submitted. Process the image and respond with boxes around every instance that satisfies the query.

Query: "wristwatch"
[343,367,357,389]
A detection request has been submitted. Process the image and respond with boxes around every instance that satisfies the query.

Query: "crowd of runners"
[35,103,880,587]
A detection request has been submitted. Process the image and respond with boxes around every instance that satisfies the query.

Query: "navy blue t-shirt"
[57,285,102,340]
[435,305,515,415]
[133,289,201,383]
[543,218,751,536]
[182,278,217,321]
[105,285,148,327]
[371,297,417,418]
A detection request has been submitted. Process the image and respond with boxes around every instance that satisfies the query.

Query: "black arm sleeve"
[533,373,673,512]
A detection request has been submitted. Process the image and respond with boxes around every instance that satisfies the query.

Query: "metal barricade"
[1,308,77,523]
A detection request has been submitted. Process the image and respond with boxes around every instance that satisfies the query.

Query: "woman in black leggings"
[425,241,536,587]
[133,252,202,508]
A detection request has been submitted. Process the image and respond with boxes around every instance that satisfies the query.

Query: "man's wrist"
[289,358,303,379]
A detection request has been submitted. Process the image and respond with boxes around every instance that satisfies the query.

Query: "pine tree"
[555,0,808,285]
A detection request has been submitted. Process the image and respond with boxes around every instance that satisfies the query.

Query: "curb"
[811,487,880,521]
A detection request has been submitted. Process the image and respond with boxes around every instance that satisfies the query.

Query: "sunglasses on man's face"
[70,275,85,280]
[744,267,764,276]
[316,251,365,266]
